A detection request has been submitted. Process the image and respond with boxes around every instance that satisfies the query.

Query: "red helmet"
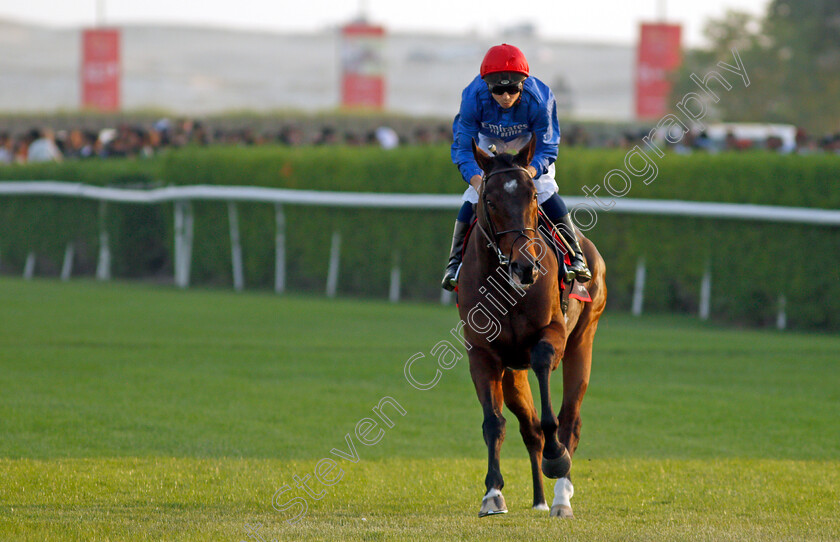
[480,43,529,84]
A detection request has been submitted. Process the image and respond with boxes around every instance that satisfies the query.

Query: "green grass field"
[1,278,838,541]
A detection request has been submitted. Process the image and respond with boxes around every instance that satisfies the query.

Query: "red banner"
[340,23,385,109]
[81,28,121,111]
[635,23,682,119]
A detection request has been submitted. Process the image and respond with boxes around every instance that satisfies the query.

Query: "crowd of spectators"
[583,125,840,155]
[1,118,839,165]
[0,119,456,165]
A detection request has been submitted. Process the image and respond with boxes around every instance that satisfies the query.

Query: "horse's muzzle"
[510,260,536,288]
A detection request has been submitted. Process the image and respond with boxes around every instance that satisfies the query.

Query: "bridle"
[475,166,538,268]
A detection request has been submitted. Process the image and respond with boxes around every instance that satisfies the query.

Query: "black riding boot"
[554,213,592,283]
[441,220,470,291]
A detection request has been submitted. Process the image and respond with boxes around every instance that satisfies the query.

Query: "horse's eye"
[487,201,496,209]
[533,194,538,201]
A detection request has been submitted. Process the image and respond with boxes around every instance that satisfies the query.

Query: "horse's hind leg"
[531,326,571,480]
[469,351,508,517]
[502,369,547,511]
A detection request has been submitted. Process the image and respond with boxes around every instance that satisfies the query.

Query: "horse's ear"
[472,139,493,173]
[514,135,536,168]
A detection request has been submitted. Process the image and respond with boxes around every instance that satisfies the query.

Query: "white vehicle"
[705,123,798,152]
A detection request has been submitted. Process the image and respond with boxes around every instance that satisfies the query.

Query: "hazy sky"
[0,0,771,47]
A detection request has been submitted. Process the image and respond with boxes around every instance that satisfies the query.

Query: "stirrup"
[561,262,576,283]
[570,258,592,283]
[441,263,461,291]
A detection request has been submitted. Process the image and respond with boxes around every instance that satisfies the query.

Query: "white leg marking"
[483,488,502,500]
[533,502,550,511]
[552,477,574,507]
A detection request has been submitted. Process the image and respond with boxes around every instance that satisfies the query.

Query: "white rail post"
[23,252,36,280]
[174,201,184,287]
[389,250,401,303]
[61,243,75,281]
[228,201,244,292]
[699,263,712,320]
[631,257,646,316]
[326,231,341,298]
[183,201,194,285]
[174,201,183,286]
[777,295,787,330]
[440,288,453,305]
[174,200,194,288]
[275,203,286,294]
[95,201,111,281]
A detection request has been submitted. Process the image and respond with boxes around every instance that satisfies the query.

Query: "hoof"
[550,504,574,518]
[541,448,571,479]
[478,490,508,517]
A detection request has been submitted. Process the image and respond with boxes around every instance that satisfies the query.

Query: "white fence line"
[2,180,840,225]
[2,181,837,320]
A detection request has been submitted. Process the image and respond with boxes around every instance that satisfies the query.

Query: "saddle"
[459,215,592,314]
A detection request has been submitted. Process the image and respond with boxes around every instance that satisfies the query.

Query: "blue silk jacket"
[451,74,561,184]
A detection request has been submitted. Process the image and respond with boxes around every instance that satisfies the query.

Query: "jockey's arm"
[529,87,561,176]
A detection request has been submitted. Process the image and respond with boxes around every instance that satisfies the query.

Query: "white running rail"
[2,181,839,225]
[2,180,838,317]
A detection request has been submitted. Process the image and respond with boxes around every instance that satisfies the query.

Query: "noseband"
[476,166,538,268]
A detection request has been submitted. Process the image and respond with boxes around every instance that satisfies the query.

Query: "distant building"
[0,20,635,120]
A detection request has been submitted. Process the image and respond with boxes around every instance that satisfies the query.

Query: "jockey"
[441,43,592,291]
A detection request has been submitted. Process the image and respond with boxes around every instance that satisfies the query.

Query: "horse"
[456,136,607,518]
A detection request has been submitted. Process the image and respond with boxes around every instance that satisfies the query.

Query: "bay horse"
[457,137,606,518]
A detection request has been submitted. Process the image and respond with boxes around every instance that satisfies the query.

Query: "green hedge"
[0,159,166,278]
[1,146,838,330]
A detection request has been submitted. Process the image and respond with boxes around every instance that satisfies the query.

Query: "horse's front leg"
[531,323,570,480]
[548,322,598,519]
[468,348,507,517]
[502,369,547,511]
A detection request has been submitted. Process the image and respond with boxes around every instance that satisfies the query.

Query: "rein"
[476,166,538,268]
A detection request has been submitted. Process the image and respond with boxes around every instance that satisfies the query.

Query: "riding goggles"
[490,84,522,96]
